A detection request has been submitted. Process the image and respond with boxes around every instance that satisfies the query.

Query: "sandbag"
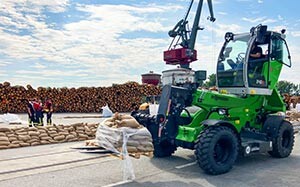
[101,113,142,129]
[96,113,153,154]
[0,136,9,142]
[119,119,140,128]
[96,112,154,181]
[0,141,9,146]
[0,132,6,136]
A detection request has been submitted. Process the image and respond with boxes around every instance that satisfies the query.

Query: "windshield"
[217,36,249,87]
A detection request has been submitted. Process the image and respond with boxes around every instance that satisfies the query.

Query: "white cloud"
[207,23,242,37]
[261,19,277,24]
[32,62,46,69]
[0,61,11,67]
[15,69,90,77]
[242,17,277,25]
[0,0,69,32]
[258,0,263,3]
[0,2,177,86]
[291,31,300,37]
[1,0,69,14]
[29,0,70,13]
[242,17,262,23]
[74,4,172,33]
[0,70,6,76]
[218,11,227,15]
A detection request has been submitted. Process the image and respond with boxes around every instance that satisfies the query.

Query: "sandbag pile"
[0,123,99,149]
[102,112,142,129]
[96,113,154,154]
[0,81,161,113]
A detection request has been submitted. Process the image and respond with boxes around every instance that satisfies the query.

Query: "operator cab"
[216,25,291,95]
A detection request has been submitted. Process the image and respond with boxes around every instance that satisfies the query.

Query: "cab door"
[267,33,292,89]
[247,41,270,89]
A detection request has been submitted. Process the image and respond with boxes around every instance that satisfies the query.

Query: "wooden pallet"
[70,145,105,150]
[129,151,153,159]
[111,151,153,160]
[79,149,112,154]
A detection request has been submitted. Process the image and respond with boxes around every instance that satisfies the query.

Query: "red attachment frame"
[163,48,197,65]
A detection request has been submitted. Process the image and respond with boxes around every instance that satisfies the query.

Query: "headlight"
[218,108,228,115]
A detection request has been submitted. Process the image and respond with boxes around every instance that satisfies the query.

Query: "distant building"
[141,71,161,86]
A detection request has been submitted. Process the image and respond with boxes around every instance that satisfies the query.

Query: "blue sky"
[0,0,299,88]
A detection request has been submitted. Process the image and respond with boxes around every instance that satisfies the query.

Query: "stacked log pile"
[0,82,161,113]
[0,123,99,149]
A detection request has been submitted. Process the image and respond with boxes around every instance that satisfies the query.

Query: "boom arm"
[189,0,215,50]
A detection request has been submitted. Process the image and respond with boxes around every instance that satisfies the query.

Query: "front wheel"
[268,121,294,158]
[195,126,238,175]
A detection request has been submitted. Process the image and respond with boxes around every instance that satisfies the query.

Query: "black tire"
[268,121,294,158]
[195,126,238,175]
[153,141,177,157]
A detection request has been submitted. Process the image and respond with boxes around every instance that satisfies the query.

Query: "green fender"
[201,119,239,134]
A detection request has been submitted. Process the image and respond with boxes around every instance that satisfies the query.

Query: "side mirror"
[195,70,207,81]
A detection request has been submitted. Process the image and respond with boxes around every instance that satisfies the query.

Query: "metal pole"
[184,0,194,21]
[188,0,204,50]
[207,0,215,22]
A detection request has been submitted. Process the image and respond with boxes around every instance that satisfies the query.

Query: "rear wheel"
[268,121,294,158]
[195,126,238,175]
[153,141,177,157]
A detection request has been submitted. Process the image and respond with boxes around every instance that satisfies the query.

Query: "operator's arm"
[250,47,262,58]
[250,52,261,58]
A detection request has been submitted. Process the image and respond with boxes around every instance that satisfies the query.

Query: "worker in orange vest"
[44,98,53,125]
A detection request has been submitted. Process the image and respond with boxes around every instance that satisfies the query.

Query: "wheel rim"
[282,130,291,148]
[213,136,232,164]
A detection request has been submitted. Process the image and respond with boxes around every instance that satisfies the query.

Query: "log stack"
[0,82,161,113]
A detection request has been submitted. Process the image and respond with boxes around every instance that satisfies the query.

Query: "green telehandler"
[132,0,294,175]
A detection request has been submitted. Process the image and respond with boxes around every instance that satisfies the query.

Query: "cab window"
[217,39,248,87]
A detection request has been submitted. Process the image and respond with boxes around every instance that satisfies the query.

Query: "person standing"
[25,99,34,127]
[296,100,300,113]
[32,98,43,126]
[44,98,53,125]
[37,99,44,126]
